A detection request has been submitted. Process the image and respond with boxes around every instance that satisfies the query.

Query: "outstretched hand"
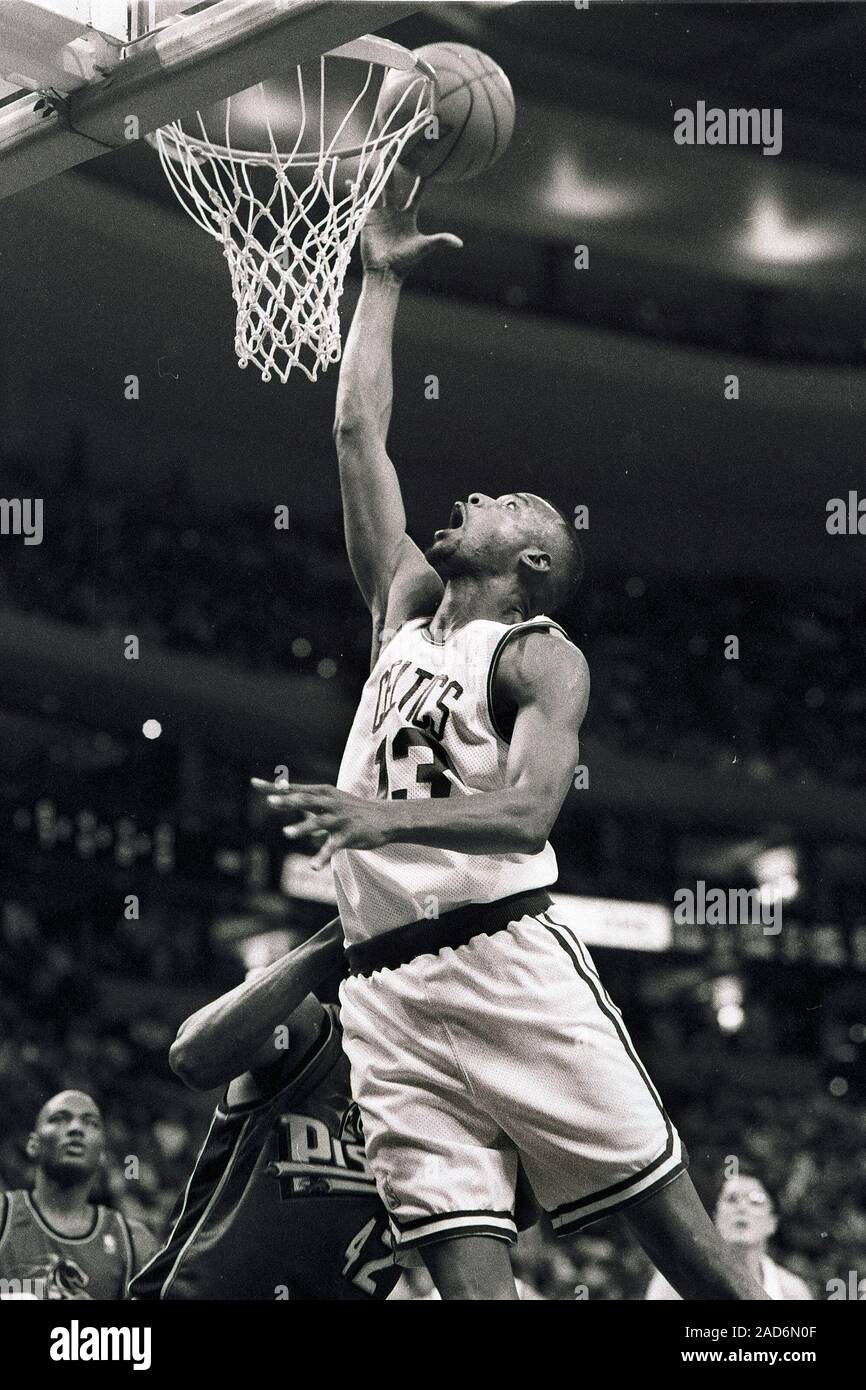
[361,166,462,278]
[251,777,393,870]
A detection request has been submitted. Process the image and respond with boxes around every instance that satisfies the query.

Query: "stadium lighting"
[739,191,846,264]
[712,976,745,1034]
[754,845,800,904]
[543,151,644,220]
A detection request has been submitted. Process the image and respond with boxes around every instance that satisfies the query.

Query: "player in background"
[645,1171,813,1301]
[129,918,403,1301]
[257,173,769,1301]
[0,1091,157,1299]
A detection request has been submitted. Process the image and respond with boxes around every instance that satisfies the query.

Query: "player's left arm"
[260,636,589,862]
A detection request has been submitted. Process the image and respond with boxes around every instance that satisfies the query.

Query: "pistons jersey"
[128,1006,399,1301]
[333,615,573,942]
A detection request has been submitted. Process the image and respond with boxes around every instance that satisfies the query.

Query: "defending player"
[0,1091,157,1299]
[129,919,402,1301]
[258,174,768,1301]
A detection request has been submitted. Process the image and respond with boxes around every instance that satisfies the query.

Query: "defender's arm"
[169,917,344,1091]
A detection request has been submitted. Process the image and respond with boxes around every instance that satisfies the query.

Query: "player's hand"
[251,779,393,869]
[361,168,462,278]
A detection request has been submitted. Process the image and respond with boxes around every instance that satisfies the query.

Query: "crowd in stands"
[2,453,863,787]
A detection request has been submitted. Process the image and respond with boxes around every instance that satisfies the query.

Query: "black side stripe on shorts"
[542,911,670,1121]
[541,917,678,1211]
[390,1208,518,1249]
[554,1162,687,1232]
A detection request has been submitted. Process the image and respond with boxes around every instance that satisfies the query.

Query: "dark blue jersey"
[129,1006,398,1301]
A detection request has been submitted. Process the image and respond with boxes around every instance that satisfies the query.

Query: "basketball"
[375,42,515,184]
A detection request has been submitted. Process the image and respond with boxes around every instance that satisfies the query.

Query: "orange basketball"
[376,42,515,184]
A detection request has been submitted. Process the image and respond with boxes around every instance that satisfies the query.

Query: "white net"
[154,50,433,383]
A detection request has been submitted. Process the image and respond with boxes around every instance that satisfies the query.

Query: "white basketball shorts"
[338,902,686,1251]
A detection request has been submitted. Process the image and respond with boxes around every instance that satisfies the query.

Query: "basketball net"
[153,41,434,383]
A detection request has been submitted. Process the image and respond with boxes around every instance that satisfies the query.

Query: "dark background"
[0,2,864,1299]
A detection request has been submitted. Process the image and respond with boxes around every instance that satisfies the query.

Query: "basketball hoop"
[152,37,435,383]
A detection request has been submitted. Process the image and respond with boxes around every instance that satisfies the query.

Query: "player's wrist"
[362,264,405,289]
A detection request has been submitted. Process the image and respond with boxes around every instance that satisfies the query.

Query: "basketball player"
[129,918,402,1300]
[0,1090,157,1299]
[646,1171,813,1300]
[258,173,767,1301]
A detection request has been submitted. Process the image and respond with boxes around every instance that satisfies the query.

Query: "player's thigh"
[433,911,684,1226]
[339,969,519,1249]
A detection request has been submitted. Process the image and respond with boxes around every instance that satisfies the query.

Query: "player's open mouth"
[433,502,466,542]
[63,1143,85,1156]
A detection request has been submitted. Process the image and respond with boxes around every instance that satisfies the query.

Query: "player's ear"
[25,1132,39,1161]
[518,547,552,577]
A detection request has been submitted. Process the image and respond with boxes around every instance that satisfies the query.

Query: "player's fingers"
[309,824,354,869]
[386,164,421,212]
[309,836,338,871]
[428,232,463,252]
[251,776,291,793]
[266,786,337,812]
[282,812,323,841]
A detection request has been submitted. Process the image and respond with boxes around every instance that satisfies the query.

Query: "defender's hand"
[251,779,393,869]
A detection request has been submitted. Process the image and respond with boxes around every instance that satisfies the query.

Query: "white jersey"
[332,614,574,943]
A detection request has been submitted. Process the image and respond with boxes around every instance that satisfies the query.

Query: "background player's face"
[714,1176,776,1247]
[425,492,561,583]
[30,1091,105,1184]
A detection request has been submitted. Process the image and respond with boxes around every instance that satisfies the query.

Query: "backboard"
[0,1,418,199]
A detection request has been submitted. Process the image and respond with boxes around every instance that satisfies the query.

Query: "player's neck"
[430,575,527,640]
[32,1171,96,1230]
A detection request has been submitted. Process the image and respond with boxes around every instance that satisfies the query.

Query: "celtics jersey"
[333,616,572,942]
[0,1192,135,1299]
[129,1006,399,1301]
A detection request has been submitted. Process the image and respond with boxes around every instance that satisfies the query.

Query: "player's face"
[33,1092,105,1183]
[714,1177,776,1246]
[426,492,559,578]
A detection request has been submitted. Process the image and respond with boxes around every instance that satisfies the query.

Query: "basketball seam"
[429,63,507,178]
[394,45,513,181]
[431,74,476,178]
[471,48,503,169]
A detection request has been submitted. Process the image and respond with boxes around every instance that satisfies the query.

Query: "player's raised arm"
[333,174,461,641]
